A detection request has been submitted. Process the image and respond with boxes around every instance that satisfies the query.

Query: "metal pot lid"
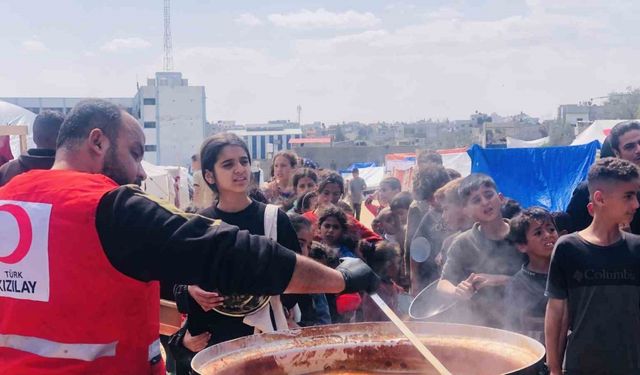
[409,280,458,320]
[212,294,270,317]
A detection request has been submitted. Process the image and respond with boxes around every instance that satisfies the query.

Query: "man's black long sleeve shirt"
[94,185,297,296]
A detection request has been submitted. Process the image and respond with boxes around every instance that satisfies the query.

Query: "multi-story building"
[0,97,134,115]
[558,104,591,126]
[232,121,302,161]
[133,72,206,166]
[3,71,206,167]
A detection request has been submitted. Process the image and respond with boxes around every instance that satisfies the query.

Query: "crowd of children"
[168,120,640,374]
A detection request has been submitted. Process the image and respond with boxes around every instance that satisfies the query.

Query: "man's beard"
[102,147,141,186]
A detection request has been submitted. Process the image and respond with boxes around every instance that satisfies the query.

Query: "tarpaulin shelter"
[467,141,600,211]
[385,148,471,191]
[141,160,190,210]
[506,136,549,148]
[340,162,385,191]
[570,120,632,146]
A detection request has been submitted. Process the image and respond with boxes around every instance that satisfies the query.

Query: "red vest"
[0,170,161,375]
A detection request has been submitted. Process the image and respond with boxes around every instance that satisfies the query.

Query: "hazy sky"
[2,0,639,123]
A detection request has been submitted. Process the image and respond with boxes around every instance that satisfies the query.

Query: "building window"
[144,145,157,152]
[144,121,156,128]
[143,98,156,105]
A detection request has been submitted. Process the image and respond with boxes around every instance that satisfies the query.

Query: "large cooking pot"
[191,322,545,375]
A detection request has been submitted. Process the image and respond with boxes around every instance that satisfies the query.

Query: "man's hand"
[183,330,211,353]
[187,285,225,311]
[337,257,381,293]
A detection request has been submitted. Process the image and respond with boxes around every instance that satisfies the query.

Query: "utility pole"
[163,0,174,71]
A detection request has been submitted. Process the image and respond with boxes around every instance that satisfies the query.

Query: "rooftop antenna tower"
[163,0,174,71]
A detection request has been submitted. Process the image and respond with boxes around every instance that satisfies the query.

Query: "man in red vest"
[0,99,379,375]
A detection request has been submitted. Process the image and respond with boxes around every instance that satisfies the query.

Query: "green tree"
[600,87,640,119]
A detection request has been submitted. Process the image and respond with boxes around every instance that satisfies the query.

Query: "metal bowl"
[191,322,545,375]
[211,294,270,317]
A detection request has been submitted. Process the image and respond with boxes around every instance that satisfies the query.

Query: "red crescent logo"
[0,204,33,264]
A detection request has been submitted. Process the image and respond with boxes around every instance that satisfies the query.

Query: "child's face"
[379,183,399,205]
[595,180,640,225]
[391,208,408,226]
[296,227,313,257]
[519,219,558,261]
[295,177,317,195]
[464,185,503,223]
[319,183,342,205]
[206,145,251,195]
[441,201,467,231]
[320,216,343,246]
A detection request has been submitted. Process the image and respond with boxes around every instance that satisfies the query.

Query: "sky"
[1,0,639,124]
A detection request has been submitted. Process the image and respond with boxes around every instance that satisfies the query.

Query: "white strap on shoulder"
[264,204,279,241]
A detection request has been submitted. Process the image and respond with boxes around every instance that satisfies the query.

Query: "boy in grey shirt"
[546,158,640,375]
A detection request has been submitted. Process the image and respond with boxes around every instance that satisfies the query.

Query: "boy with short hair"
[437,173,523,328]
[506,207,558,343]
[545,157,640,375]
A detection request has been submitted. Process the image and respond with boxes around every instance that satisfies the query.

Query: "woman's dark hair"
[56,99,122,150]
[501,198,522,219]
[380,177,402,192]
[390,191,412,211]
[200,132,251,193]
[318,172,345,195]
[287,213,312,233]
[365,241,400,277]
[270,150,298,177]
[292,168,318,191]
[318,204,348,231]
[309,241,332,266]
[295,191,318,213]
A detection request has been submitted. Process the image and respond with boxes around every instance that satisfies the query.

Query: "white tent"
[0,101,37,156]
[141,160,191,210]
[507,136,549,148]
[341,166,385,191]
[570,120,633,146]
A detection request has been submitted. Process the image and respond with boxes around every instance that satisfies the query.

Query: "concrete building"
[2,71,206,167]
[133,72,206,166]
[231,121,302,161]
[0,97,134,115]
[558,104,591,126]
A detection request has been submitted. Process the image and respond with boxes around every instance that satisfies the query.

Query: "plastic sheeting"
[467,141,599,211]
[571,120,629,146]
[340,162,377,173]
[506,136,549,148]
[141,160,190,210]
[341,166,385,190]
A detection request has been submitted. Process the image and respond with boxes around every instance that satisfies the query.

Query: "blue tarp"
[467,141,600,211]
[340,162,377,173]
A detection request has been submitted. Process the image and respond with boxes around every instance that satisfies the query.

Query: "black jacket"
[0,148,55,186]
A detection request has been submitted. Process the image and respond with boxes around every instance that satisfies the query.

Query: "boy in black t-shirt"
[545,158,640,375]
[506,207,559,343]
[438,174,523,328]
